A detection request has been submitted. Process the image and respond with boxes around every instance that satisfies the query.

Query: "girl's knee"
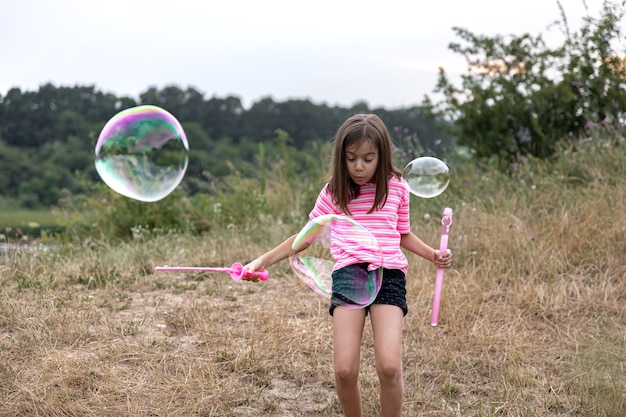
[335,365,359,384]
[376,361,402,384]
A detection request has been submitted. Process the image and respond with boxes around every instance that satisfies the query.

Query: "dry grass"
[1,141,625,416]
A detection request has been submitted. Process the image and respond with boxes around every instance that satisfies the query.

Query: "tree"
[423,0,626,165]
[0,142,35,197]
[563,0,626,130]
[0,83,455,208]
[200,95,244,141]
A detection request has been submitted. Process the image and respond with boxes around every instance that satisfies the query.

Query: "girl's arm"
[400,232,452,268]
[243,234,298,281]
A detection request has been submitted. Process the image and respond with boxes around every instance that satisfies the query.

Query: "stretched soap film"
[289,214,384,309]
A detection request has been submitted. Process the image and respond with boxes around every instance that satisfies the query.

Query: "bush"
[424,0,626,166]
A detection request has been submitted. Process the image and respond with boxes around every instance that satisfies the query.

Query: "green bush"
[424,0,626,165]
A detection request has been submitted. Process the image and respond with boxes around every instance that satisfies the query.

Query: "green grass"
[0,209,64,238]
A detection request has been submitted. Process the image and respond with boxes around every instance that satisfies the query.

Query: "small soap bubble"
[95,105,189,202]
[403,157,450,198]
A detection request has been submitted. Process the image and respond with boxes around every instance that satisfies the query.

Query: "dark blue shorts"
[329,263,408,316]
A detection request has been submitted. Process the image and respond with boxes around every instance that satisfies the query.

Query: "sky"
[0,0,610,110]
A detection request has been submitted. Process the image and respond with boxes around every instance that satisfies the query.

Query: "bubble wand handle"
[431,208,453,326]
[154,263,269,281]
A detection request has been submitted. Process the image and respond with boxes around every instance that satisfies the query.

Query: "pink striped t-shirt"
[309,176,411,274]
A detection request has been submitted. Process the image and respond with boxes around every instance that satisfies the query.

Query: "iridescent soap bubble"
[289,214,383,309]
[402,157,450,198]
[95,105,189,202]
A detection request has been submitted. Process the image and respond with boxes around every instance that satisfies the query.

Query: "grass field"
[0,137,624,416]
[0,209,63,239]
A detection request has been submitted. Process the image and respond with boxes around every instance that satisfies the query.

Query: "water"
[0,241,53,263]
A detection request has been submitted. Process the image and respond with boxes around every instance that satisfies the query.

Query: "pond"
[0,241,54,263]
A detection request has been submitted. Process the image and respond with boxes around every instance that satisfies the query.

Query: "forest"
[0,84,455,209]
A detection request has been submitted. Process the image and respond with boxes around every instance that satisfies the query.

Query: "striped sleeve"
[396,178,411,235]
[309,184,337,219]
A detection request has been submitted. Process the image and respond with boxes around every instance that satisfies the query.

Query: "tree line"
[0,84,454,208]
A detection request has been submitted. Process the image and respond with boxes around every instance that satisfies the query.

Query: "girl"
[243,113,453,417]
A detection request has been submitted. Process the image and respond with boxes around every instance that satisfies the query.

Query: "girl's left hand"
[434,249,453,268]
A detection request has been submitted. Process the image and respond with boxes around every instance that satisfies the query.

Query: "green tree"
[0,83,456,208]
[139,85,207,123]
[0,84,136,149]
[19,161,76,207]
[0,142,35,197]
[244,96,281,142]
[423,0,626,165]
[200,95,244,141]
[563,0,626,131]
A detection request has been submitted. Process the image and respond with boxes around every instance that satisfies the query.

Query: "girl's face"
[344,140,379,185]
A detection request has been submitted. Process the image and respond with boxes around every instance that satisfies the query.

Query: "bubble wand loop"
[431,208,453,326]
[154,263,269,281]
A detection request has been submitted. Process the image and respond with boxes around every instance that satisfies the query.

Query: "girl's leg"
[369,304,404,417]
[333,307,367,417]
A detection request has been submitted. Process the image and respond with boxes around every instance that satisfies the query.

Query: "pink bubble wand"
[431,208,453,326]
[154,262,269,281]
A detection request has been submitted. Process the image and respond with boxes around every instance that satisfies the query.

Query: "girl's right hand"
[243,258,264,282]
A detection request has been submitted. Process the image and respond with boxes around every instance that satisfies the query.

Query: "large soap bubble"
[290,214,383,309]
[402,157,450,198]
[95,105,189,202]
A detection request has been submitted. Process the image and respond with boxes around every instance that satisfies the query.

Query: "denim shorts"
[329,263,408,316]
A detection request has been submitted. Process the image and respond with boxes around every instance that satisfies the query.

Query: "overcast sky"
[0,0,608,109]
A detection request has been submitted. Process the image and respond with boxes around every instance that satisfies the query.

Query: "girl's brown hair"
[327,114,402,215]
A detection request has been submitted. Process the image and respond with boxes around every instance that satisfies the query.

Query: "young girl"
[243,113,453,417]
